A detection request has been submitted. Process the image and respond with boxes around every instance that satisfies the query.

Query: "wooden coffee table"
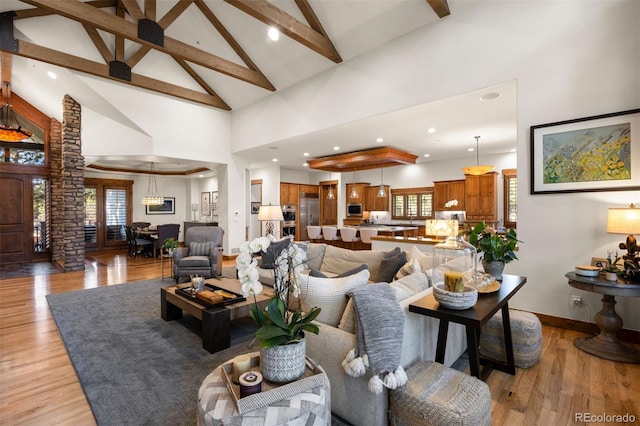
[160,277,274,353]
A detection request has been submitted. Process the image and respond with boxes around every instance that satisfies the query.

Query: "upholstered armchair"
[173,226,224,283]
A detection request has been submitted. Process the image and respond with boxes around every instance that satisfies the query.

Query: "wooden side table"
[565,271,640,363]
[409,274,527,381]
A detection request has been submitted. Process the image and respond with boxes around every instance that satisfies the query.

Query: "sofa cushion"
[189,241,215,256]
[178,255,210,267]
[395,246,435,280]
[306,243,327,271]
[260,237,291,269]
[299,269,370,327]
[310,263,368,279]
[338,271,430,333]
[320,245,386,278]
[375,250,407,282]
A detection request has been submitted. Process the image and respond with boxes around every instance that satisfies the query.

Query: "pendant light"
[327,172,335,199]
[461,136,494,175]
[141,162,164,206]
[377,168,386,198]
[0,81,33,142]
[349,172,359,198]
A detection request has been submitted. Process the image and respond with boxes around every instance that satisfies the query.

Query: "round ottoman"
[479,309,542,368]
[390,361,492,426]
[197,355,331,426]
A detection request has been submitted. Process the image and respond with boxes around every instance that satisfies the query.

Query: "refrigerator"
[299,193,320,241]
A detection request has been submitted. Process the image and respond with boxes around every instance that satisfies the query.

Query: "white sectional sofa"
[258,242,468,426]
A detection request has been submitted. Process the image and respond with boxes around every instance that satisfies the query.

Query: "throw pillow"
[409,245,434,272]
[309,264,368,279]
[189,241,215,256]
[321,257,368,276]
[260,237,291,269]
[299,269,370,327]
[394,257,420,280]
[374,250,407,282]
[306,243,326,271]
[309,269,328,278]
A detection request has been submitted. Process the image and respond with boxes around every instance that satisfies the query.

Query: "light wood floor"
[1,252,638,425]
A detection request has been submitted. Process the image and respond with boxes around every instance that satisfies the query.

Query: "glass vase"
[433,236,477,291]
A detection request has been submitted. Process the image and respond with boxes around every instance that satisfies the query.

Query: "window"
[391,187,434,220]
[503,169,517,228]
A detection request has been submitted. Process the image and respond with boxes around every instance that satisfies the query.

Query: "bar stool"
[307,225,322,242]
[339,227,361,249]
[359,228,378,249]
[321,226,340,247]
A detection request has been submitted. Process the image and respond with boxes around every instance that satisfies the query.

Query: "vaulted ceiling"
[1,0,449,111]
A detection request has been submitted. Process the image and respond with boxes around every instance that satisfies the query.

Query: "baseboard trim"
[534,312,640,344]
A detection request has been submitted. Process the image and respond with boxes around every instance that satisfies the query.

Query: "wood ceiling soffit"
[86,163,211,176]
[307,147,419,173]
[20,0,276,92]
[225,0,342,63]
[9,40,229,109]
[426,0,451,18]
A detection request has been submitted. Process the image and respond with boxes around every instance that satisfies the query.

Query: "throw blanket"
[341,283,407,394]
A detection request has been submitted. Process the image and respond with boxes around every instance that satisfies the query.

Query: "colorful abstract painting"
[542,123,631,184]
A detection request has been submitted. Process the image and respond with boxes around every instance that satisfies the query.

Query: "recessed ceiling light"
[468,148,475,152]
[423,153,430,157]
[268,27,280,41]
[198,174,204,178]
[303,152,309,157]
[333,146,340,151]
[272,158,278,162]
[376,138,384,143]
[303,162,308,167]
[427,128,436,134]
[47,71,57,79]
[480,92,500,101]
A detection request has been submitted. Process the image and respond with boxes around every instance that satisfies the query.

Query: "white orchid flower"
[236,252,256,269]
[239,241,252,254]
[249,237,271,253]
[241,280,263,298]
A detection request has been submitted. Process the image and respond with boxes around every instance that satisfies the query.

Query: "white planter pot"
[260,338,306,383]
[605,272,618,281]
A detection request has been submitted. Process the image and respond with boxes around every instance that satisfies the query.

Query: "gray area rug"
[47,279,259,426]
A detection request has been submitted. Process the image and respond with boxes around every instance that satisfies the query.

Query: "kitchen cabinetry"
[280,183,299,206]
[465,172,498,223]
[365,185,390,212]
[347,182,368,204]
[433,179,466,211]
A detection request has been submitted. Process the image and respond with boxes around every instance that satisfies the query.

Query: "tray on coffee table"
[175,283,245,308]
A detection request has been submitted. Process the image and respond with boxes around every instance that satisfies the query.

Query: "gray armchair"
[173,226,224,283]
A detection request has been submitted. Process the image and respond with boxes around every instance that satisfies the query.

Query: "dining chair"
[307,225,322,241]
[153,223,181,258]
[339,227,361,249]
[126,225,153,257]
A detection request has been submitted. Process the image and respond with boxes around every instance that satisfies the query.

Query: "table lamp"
[424,219,459,240]
[607,203,640,268]
[258,204,284,236]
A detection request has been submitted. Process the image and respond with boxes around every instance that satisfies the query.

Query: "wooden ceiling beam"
[174,57,229,110]
[82,23,114,63]
[14,0,117,19]
[225,0,342,63]
[114,1,126,62]
[307,147,419,173]
[119,0,145,20]
[144,0,156,22]
[4,39,230,110]
[21,0,275,91]
[426,0,451,18]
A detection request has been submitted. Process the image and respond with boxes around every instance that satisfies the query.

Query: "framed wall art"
[251,202,261,214]
[201,192,211,216]
[211,191,219,216]
[146,197,175,215]
[530,108,640,194]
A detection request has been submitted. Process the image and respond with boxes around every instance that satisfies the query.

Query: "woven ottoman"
[389,361,492,426]
[480,309,542,368]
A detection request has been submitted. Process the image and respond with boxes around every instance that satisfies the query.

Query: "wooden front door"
[0,174,32,263]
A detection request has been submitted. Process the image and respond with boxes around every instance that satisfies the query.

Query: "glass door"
[84,178,132,251]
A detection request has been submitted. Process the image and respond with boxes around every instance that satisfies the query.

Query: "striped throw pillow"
[190,241,215,256]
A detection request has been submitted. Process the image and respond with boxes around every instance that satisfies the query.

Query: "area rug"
[46,280,259,426]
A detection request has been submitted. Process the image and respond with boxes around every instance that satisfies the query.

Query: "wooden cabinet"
[347,182,368,204]
[433,179,466,211]
[465,172,498,223]
[364,185,390,212]
[280,183,299,206]
[299,184,319,196]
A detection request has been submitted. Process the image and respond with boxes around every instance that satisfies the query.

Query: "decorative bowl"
[575,265,599,277]
[433,284,478,310]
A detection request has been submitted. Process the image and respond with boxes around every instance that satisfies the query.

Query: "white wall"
[232,1,640,330]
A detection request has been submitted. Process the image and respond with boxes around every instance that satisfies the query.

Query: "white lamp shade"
[607,206,640,234]
[258,205,284,221]
[425,220,459,238]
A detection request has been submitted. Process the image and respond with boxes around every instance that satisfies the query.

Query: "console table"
[565,271,640,363]
[409,274,527,380]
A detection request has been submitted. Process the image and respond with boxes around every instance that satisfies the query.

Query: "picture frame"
[590,257,610,271]
[530,109,640,194]
[201,192,211,216]
[251,202,261,214]
[145,197,175,215]
[211,191,219,216]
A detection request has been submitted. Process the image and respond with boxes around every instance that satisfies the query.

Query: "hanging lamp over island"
[461,136,494,176]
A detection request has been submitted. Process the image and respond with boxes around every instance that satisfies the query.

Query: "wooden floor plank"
[0,252,639,425]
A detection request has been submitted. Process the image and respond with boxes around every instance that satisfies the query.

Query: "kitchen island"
[346,225,419,237]
[371,235,445,253]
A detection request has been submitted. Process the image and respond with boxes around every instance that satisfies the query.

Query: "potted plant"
[162,237,179,255]
[236,236,321,382]
[604,251,623,281]
[463,221,521,280]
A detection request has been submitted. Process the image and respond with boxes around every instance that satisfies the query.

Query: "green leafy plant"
[604,251,623,273]
[162,237,179,250]
[236,237,321,348]
[464,221,521,264]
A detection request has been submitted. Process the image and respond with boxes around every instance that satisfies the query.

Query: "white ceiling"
[1,1,517,174]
